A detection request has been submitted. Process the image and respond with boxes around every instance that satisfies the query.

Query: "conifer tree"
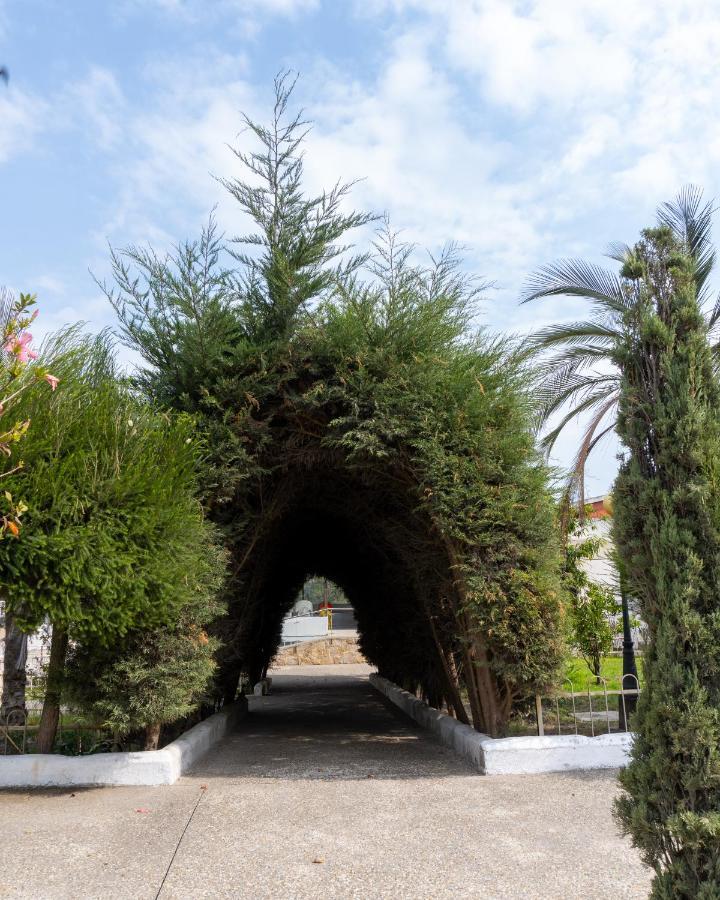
[613,226,720,897]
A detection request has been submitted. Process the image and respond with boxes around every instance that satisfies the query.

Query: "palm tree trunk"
[35,625,68,754]
[1,611,28,720]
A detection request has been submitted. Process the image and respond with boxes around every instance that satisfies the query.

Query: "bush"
[64,541,226,749]
[0,329,226,750]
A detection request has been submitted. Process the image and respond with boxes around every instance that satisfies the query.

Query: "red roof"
[587,496,612,519]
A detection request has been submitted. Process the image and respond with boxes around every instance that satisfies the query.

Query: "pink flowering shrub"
[1,289,58,537]
[4,330,38,364]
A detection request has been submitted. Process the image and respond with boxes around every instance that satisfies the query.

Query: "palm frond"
[557,416,616,528]
[0,286,15,335]
[521,260,629,314]
[523,321,621,353]
[657,185,716,296]
[606,241,632,264]
[539,384,619,453]
[569,396,618,515]
[707,292,720,333]
[536,371,618,418]
[533,342,617,382]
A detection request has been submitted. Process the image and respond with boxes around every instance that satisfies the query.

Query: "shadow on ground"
[189,665,475,782]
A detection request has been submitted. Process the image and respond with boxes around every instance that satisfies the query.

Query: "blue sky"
[3,0,720,493]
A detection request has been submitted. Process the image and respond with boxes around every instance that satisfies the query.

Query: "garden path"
[0,665,651,899]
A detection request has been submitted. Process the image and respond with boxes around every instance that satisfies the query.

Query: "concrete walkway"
[0,665,651,899]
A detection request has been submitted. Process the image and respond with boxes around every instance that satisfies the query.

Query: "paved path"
[0,665,651,899]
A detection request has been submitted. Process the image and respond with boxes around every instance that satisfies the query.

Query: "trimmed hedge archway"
[204,339,567,738]
[107,78,567,737]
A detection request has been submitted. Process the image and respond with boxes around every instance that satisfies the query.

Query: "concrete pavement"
[0,665,651,899]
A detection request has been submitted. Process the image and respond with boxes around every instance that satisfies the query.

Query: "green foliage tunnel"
[105,77,567,735]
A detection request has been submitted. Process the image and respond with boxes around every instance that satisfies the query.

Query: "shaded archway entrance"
[213,404,563,739]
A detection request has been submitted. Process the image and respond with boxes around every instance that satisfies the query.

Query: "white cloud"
[8,0,720,492]
[365,1,720,200]
[250,0,318,11]
[94,53,260,247]
[33,276,66,296]
[0,86,48,163]
[63,67,125,149]
[0,66,125,164]
[299,32,545,288]
[441,1,637,114]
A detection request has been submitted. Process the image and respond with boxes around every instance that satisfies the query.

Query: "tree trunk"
[460,609,503,736]
[462,642,485,730]
[144,722,161,751]
[222,669,242,705]
[427,614,470,725]
[442,539,505,736]
[470,635,502,736]
[35,625,68,754]
[1,611,28,720]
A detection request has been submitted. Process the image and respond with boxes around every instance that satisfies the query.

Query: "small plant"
[0,290,59,721]
[563,515,621,683]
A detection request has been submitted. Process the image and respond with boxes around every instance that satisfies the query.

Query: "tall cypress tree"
[613,225,720,897]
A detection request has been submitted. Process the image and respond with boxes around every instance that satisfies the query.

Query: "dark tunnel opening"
[220,462,455,708]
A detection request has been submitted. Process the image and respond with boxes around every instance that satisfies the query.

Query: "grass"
[563,654,644,693]
[503,654,645,738]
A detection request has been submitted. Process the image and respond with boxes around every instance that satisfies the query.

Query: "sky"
[3,0,720,493]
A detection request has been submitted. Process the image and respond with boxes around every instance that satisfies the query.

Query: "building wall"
[573,503,646,650]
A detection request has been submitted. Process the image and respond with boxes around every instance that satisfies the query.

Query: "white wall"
[572,517,646,649]
[572,517,616,589]
[281,615,329,642]
[370,674,632,775]
[0,699,247,788]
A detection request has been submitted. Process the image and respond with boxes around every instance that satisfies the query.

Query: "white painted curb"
[370,673,633,775]
[0,699,247,788]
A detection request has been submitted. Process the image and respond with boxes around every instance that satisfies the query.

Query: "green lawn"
[564,655,644,692]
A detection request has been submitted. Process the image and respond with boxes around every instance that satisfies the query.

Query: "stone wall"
[273,637,366,667]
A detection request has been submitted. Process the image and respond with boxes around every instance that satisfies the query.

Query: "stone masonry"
[273,636,366,667]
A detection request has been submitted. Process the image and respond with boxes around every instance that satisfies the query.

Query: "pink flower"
[44,374,59,391]
[4,332,38,363]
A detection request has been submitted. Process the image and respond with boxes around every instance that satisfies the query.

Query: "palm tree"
[521,186,719,506]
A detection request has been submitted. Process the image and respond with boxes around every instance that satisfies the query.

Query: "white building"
[576,496,646,650]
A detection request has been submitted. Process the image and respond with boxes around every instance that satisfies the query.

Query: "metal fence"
[0,709,113,756]
[0,708,28,754]
[535,674,641,737]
